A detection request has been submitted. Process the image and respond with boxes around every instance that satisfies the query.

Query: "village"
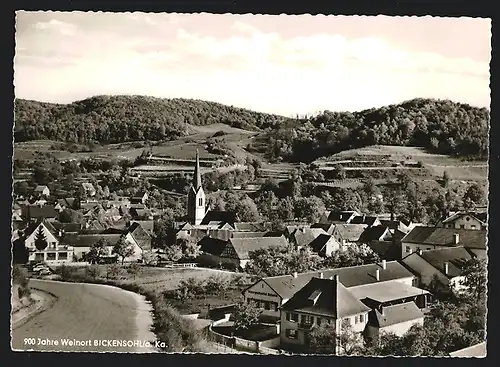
[11,148,487,356]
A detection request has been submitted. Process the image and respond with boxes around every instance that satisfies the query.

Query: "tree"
[460,258,487,300]
[34,226,48,251]
[323,244,380,269]
[127,263,141,280]
[463,183,486,210]
[112,236,136,265]
[177,237,201,260]
[141,250,159,266]
[233,300,262,332]
[336,319,365,355]
[294,196,326,223]
[85,265,101,279]
[309,319,364,355]
[165,244,183,262]
[87,238,110,264]
[58,208,83,223]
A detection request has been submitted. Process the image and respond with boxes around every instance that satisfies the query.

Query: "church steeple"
[193,149,202,190]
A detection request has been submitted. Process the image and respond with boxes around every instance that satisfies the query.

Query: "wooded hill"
[15,96,489,160]
[14,95,286,144]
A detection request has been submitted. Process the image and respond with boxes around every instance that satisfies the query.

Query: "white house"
[22,220,73,264]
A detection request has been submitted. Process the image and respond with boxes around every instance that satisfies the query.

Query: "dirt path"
[11,280,157,353]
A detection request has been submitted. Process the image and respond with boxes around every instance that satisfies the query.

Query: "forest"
[14,96,489,160]
[253,98,489,161]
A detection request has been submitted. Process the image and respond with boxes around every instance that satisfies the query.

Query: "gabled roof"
[370,302,424,328]
[125,222,151,250]
[233,222,265,232]
[350,215,379,226]
[281,277,370,318]
[310,223,336,234]
[293,228,329,248]
[201,211,237,225]
[349,280,429,304]
[34,185,49,192]
[260,261,415,301]
[402,227,487,250]
[24,219,59,239]
[61,233,122,247]
[231,231,267,239]
[51,221,83,233]
[228,236,289,260]
[412,246,474,278]
[323,210,359,224]
[442,211,487,226]
[334,224,368,242]
[199,237,228,256]
[130,220,154,235]
[361,226,391,242]
[26,205,58,219]
[82,182,95,190]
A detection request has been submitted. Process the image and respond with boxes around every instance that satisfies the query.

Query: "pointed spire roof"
[193,148,202,190]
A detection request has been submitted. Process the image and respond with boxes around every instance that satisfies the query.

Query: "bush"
[13,265,31,298]
[174,277,206,301]
[85,265,102,279]
[205,274,231,295]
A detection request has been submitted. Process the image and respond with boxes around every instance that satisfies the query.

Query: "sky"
[14,12,491,116]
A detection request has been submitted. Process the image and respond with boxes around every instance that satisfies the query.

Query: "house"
[332,224,369,246]
[310,223,336,235]
[364,302,424,344]
[308,234,342,257]
[401,246,475,290]
[232,222,266,232]
[401,227,487,259]
[319,210,359,225]
[129,220,154,236]
[81,182,96,197]
[197,237,230,267]
[361,225,404,260]
[131,191,149,205]
[280,275,371,353]
[439,211,487,231]
[200,210,237,227]
[61,233,121,261]
[34,185,50,198]
[129,207,154,220]
[203,236,289,270]
[51,221,83,234]
[289,227,329,250]
[21,220,73,264]
[449,342,486,357]
[243,260,416,321]
[122,222,152,260]
[231,231,267,239]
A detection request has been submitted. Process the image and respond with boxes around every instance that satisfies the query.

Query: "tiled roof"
[350,215,379,226]
[418,246,474,278]
[371,302,424,328]
[130,220,154,235]
[26,205,58,219]
[349,280,429,303]
[449,342,486,357]
[308,234,341,255]
[334,224,369,242]
[261,261,415,300]
[325,210,359,223]
[233,222,265,232]
[201,211,237,225]
[61,234,121,247]
[361,226,391,242]
[199,237,228,256]
[281,277,370,318]
[293,228,328,248]
[51,221,83,233]
[402,227,487,249]
[310,223,336,234]
[24,219,59,239]
[228,236,289,260]
[232,232,267,238]
[442,211,487,226]
[34,185,49,192]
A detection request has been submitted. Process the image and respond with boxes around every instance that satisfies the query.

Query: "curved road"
[11,280,157,353]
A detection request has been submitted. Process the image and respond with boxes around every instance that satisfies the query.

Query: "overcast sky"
[14,12,491,116]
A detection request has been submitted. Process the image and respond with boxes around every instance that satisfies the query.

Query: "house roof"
[402,227,487,250]
[231,231,267,239]
[228,236,289,260]
[324,210,359,223]
[361,226,391,242]
[349,280,429,304]
[416,246,474,278]
[449,342,486,357]
[310,223,336,234]
[350,215,379,226]
[130,220,154,235]
[51,221,83,233]
[201,211,237,225]
[334,224,368,242]
[199,237,228,256]
[281,277,371,318]
[293,228,329,248]
[233,222,265,232]
[371,302,424,328]
[57,198,77,208]
[61,234,122,247]
[126,222,151,250]
[24,219,59,239]
[260,261,415,301]
[26,205,58,219]
[82,182,95,190]
[442,211,487,226]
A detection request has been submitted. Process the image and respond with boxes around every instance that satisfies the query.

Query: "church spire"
[193,148,202,190]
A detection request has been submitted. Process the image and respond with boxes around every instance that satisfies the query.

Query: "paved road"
[11,280,157,353]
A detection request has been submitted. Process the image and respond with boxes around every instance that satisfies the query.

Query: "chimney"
[444,262,449,275]
[293,272,298,278]
[381,260,387,270]
[453,233,460,245]
[375,269,380,281]
[319,272,324,279]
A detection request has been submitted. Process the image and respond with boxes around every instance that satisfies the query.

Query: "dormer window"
[466,217,471,221]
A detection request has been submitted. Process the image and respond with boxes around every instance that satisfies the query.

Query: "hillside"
[251,98,489,161]
[13,95,287,144]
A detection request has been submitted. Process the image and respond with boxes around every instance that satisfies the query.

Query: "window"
[416,247,421,253]
[405,246,411,253]
[198,198,203,206]
[359,314,364,323]
[264,302,271,310]
[427,247,432,250]
[35,253,44,261]
[460,224,465,229]
[47,253,56,261]
[471,225,477,229]
[344,317,351,326]
[302,315,313,325]
[355,315,359,324]
[286,329,298,339]
[290,313,299,322]
[58,252,67,260]
[317,318,322,326]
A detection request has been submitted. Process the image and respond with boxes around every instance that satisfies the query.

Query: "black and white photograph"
[11,11,490,356]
